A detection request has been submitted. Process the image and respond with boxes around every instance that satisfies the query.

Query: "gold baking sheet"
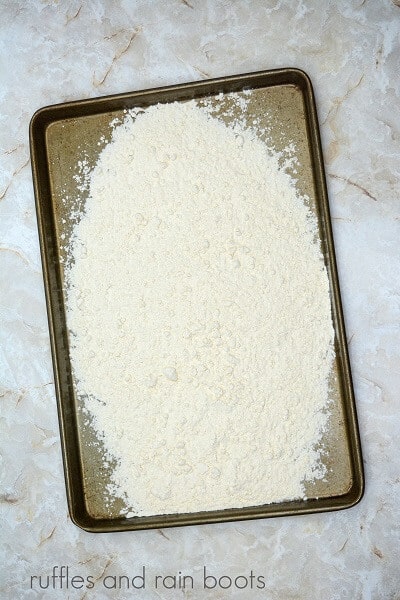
[30,69,364,532]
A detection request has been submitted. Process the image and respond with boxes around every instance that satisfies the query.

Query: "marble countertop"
[1,1,399,598]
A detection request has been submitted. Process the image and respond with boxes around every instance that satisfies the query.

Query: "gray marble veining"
[1,1,399,598]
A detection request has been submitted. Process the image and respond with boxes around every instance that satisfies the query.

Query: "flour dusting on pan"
[64,95,334,517]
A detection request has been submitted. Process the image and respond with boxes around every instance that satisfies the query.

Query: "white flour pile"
[65,98,334,516]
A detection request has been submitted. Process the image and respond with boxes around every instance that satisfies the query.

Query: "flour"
[65,96,335,517]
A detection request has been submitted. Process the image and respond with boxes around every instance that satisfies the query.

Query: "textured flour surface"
[65,99,334,517]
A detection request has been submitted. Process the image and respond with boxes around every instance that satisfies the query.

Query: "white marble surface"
[1,1,399,598]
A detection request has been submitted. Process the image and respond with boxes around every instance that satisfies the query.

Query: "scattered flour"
[65,96,335,517]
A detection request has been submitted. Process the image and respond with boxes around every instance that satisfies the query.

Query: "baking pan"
[30,68,364,532]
